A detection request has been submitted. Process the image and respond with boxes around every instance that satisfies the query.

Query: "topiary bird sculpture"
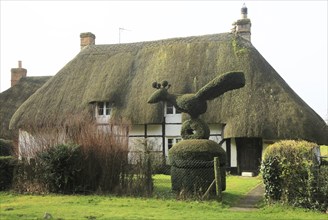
[147,71,245,119]
[148,71,245,192]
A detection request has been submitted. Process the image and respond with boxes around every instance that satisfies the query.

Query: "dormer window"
[165,102,181,115]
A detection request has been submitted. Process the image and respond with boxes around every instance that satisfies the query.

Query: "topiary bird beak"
[147,89,166,104]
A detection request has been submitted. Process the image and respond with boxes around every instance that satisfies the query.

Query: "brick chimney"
[11,61,27,87]
[231,4,251,42]
[80,32,96,50]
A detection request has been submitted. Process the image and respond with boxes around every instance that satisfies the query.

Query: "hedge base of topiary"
[169,139,226,194]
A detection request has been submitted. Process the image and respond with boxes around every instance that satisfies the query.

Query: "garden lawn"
[1,175,327,220]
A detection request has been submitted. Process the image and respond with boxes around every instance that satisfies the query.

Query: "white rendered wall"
[18,129,66,159]
[129,125,144,136]
[165,124,181,136]
[164,112,182,124]
[147,124,163,136]
[230,138,237,167]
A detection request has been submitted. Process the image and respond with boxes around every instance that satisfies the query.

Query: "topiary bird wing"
[195,71,245,100]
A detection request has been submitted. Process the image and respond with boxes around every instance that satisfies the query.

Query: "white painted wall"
[18,129,67,159]
[95,115,110,124]
[165,124,181,136]
[147,124,162,135]
[230,138,237,167]
[165,114,182,124]
[18,105,231,167]
[129,124,144,136]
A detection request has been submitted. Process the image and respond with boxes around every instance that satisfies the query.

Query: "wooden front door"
[236,138,262,175]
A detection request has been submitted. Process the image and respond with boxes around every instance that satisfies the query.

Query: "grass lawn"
[1,175,326,220]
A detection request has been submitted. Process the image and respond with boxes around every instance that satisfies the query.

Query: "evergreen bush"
[261,140,327,212]
[169,139,226,193]
[180,118,210,140]
[37,144,83,193]
[0,139,13,156]
[0,156,16,190]
[169,139,226,164]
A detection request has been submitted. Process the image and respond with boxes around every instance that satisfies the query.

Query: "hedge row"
[0,156,16,190]
[261,140,327,212]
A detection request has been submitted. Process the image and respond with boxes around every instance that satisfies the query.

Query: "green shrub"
[180,118,210,140]
[261,140,327,211]
[0,139,13,156]
[169,139,226,164]
[169,139,226,194]
[261,156,282,201]
[37,144,83,194]
[0,156,16,190]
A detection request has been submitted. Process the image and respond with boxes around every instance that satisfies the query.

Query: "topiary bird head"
[147,81,172,104]
[147,71,245,118]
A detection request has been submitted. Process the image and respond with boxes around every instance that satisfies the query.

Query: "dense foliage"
[0,139,13,156]
[261,140,327,212]
[0,156,16,190]
[169,140,226,193]
[37,144,83,193]
[169,139,226,164]
[180,118,210,139]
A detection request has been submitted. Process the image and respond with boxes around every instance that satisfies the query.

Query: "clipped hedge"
[169,139,226,164]
[180,118,210,140]
[0,139,13,156]
[169,139,226,194]
[0,156,16,190]
[261,140,327,211]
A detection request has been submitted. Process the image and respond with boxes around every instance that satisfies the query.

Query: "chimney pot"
[18,60,22,68]
[231,4,251,42]
[241,3,248,18]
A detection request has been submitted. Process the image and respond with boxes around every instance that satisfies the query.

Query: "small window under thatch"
[97,102,111,116]
[95,102,113,124]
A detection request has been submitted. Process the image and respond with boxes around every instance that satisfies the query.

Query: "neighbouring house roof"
[9,33,328,144]
[0,76,51,140]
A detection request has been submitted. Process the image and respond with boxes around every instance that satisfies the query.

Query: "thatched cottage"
[0,61,51,140]
[9,6,328,174]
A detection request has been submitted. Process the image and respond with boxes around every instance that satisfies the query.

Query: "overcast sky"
[0,0,327,121]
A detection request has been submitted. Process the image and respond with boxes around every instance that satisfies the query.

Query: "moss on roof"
[0,76,51,139]
[9,33,328,144]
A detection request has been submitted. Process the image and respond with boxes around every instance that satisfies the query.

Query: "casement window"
[167,137,182,150]
[96,102,112,117]
[95,102,112,124]
[165,102,181,115]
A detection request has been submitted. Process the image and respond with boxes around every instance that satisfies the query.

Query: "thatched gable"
[9,33,328,144]
[0,76,51,139]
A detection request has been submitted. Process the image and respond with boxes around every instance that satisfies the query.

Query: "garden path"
[230,182,265,211]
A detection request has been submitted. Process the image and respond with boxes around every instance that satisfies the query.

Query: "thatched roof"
[10,33,328,144]
[0,76,51,139]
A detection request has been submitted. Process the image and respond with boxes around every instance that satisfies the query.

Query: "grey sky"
[0,1,327,120]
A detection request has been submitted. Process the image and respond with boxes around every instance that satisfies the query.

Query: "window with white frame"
[165,102,181,115]
[96,102,112,117]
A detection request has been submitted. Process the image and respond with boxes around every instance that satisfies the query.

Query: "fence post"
[214,157,222,201]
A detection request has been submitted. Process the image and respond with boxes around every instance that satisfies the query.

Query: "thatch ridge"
[9,33,328,144]
[0,76,51,139]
